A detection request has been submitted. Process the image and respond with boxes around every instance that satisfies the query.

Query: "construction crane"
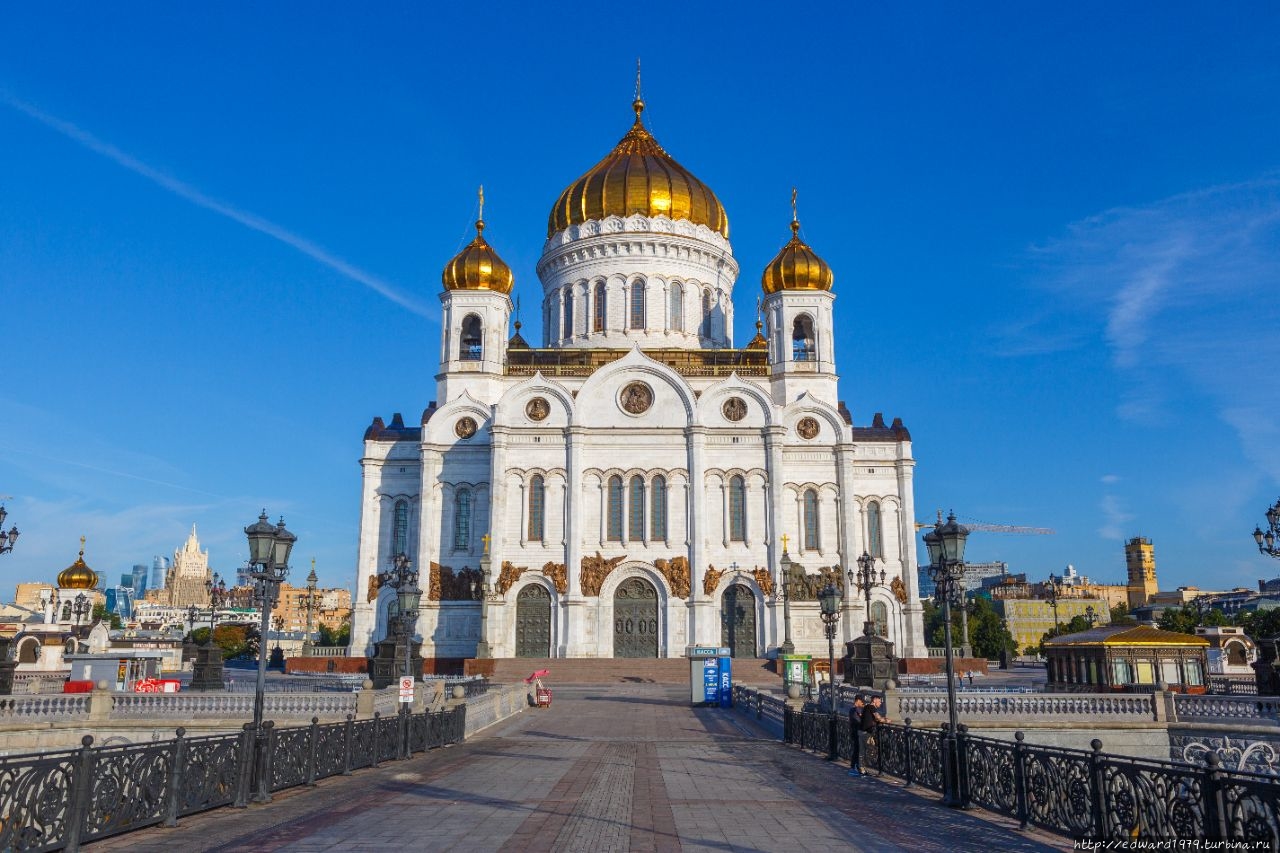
[914,509,1054,535]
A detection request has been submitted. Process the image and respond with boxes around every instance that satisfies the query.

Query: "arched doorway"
[613,577,658,658]
[721,584,757,657]
[515,585,551,658]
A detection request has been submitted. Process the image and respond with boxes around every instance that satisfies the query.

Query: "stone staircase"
[482,657,781,686]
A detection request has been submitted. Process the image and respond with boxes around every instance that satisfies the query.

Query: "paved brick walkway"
[89,685,1070,852]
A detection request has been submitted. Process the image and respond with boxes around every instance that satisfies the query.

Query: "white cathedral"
[348,92,926,662]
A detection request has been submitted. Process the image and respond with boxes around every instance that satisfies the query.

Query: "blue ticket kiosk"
[687,646,733,707]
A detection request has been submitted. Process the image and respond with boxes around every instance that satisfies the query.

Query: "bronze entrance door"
[515,584,551,657]
[613,577,658,658]
[721,583,757,657]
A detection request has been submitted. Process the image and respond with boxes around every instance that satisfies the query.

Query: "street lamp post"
[244,510,296,750]
[0,504,19,556]
[192,573,227,691]
[1253,497,1280,559]
[924,511,970,808]
[376,553,421,679]
[1045,573,1061,636]
[1085,604,1098,627]
[852,551,885,637]
[476,536,493,659]
[818,581,841,759]
[186,604,200,639]
[302,562,318,655]
[779,539,795,656]
[72,593,91,627]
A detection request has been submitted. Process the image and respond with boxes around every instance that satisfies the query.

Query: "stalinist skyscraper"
[166,525,211,608]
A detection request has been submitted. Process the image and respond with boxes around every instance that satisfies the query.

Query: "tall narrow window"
[729,475,746,542]
[872,601,888,637]
[593,282,606,332]
[460,314,483,361]
[527,475,545,541]
[650,475,667,540]
[630,280,646,329]
[628,476,645,541]
[792,315,815,361]
[866,500,883,558]
[701,290,713,337]
[547,302,558,344]
[562,288,575,339]
[803,489,819,551]
[392,500,409,557]
[454,488,472,549]
[669,283,683,331]
[607,476,623,541]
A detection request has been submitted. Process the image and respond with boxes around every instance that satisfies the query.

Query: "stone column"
[763,426,787,654]
[563,426,586,655]
[897,458,926,657]
[486,429,509,657]
[349,455,383,657]
[686,425,711,645]
[835,445,861,644]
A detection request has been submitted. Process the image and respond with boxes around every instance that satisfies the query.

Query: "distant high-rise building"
[165,525,211,607]
[1125,537,1159,608]
[105,586,135,619]
[150,556,168,591]
[131,564,148,598]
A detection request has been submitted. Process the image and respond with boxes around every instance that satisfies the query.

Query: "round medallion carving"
[722,397,747,422]
[797,417,820,440]
[525,397,550,422]
[455,417,478,439]
[619,382,653,415]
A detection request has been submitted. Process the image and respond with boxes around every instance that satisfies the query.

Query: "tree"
[1110,601,1138,627]
[1238,607,1280,642]
[1157,604,1229,635]
[91,603,122,630]
[923,598,1017,659]
[317,621,351,647]
[192,624,254,660]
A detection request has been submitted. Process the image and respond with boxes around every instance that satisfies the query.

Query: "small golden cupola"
[442,186,514,295]
[547,66,728,239]
[761,189,834,295]
[57,536,99,590]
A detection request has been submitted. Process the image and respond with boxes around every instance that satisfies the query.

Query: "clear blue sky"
[2,3,1278,597]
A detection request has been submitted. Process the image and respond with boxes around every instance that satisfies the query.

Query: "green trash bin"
[780,654,811,696]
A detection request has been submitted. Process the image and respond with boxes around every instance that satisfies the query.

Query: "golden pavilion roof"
[761,201,834,295]
[547,97,728,239]
[1044,626,1210,648]
[442,203,514,295]
[57,537,98,590]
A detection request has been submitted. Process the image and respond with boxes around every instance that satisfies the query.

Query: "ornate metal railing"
[778,703,1280,844]
[0,705,466,851]
[1208,676,1259,696]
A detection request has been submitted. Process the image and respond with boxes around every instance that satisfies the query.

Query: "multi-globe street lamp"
[0,504,19,555]
[818,581,842,758]
[850,551,885,637]
[377,553,421,678]
[779,538,795,656]
[302,562,319,654]
[1045,572,1062,635]
[1253,497,1280,559]
[192,573,228,692]
[186,604,200,640]
[71,593,91,627]
[923,511,970,808]
[243,510,296,761]
[1085,604,1098,627]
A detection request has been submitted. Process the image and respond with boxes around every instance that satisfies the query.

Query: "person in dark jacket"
[859,695,890,776]
[847,695,866,776]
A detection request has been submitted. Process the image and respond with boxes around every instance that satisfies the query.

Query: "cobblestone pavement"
[89,685,1070,852]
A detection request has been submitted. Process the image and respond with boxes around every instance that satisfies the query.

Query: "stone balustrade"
[111,691,359,719]
[1173,694,1280,723]
[892,690,1158,722]
[0,694,91,719]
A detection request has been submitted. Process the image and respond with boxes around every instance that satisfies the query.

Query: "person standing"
[847,694,866,776]
[860,694,890,776]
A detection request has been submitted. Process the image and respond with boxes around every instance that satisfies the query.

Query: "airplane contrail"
[0,91,435,319]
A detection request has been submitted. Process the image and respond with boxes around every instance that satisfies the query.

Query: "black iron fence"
[782,707,1280,843]
[0,705,466,852]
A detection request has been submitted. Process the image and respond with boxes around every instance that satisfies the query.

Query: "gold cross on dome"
[482,533,491,555]
[781,533,789,554]
[478,185,484,220]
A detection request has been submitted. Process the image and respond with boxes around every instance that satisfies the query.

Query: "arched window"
[562,288,575,339]
[630,280,646,329]
[650,475,667,540]
[454,488,472,549]
[460,314,483,361]
[872,601,889,637]
[792,315,815,361]
[729,475,746,542]
[528,475,545,540]
[61,602,71,622]
[669,283,683,331]
[628,476,645,541]
[803,489,819,551]
[701,290,713,337]
[547,301,558,343]
[17,638,38,664]
[593,282,606,332]
[866,500,883,558]
[607,476,623,541]
[392,500,409,557]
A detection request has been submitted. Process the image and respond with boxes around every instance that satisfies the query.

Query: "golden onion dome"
[57,538,98,590]
[442,200,514,295]
[547,97,728,239]
[761,201,834,295]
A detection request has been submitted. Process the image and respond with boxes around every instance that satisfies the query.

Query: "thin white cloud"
[1100,474,1120,485]
[0,91,435,319]
[1098,494,1133,541]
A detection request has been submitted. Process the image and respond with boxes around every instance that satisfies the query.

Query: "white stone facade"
[349,151,924,664]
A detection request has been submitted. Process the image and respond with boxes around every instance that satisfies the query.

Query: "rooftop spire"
[790,187,800,236]
[476,184,485,235]
[632,57,645,125]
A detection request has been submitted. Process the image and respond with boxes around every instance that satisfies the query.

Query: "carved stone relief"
[796,417,820,440]
[455,417,477,439]
[654,556,690,599]
[496,561,528,595]
[722,397,747,422]
[704,565,726,597]
[525,397,550,422]
[891,575,908,604]
[429,562,484,601]
[619,382,653,415]
[752,566,775,598]
[541,562,567,595]
[366,573,380,603]
[581,552,627,596]
[787,565,844,600]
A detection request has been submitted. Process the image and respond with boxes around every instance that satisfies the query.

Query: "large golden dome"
[442,216,514,295]
[761,214,834,295]
[57,538,98,590]
[547,98,728,239]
